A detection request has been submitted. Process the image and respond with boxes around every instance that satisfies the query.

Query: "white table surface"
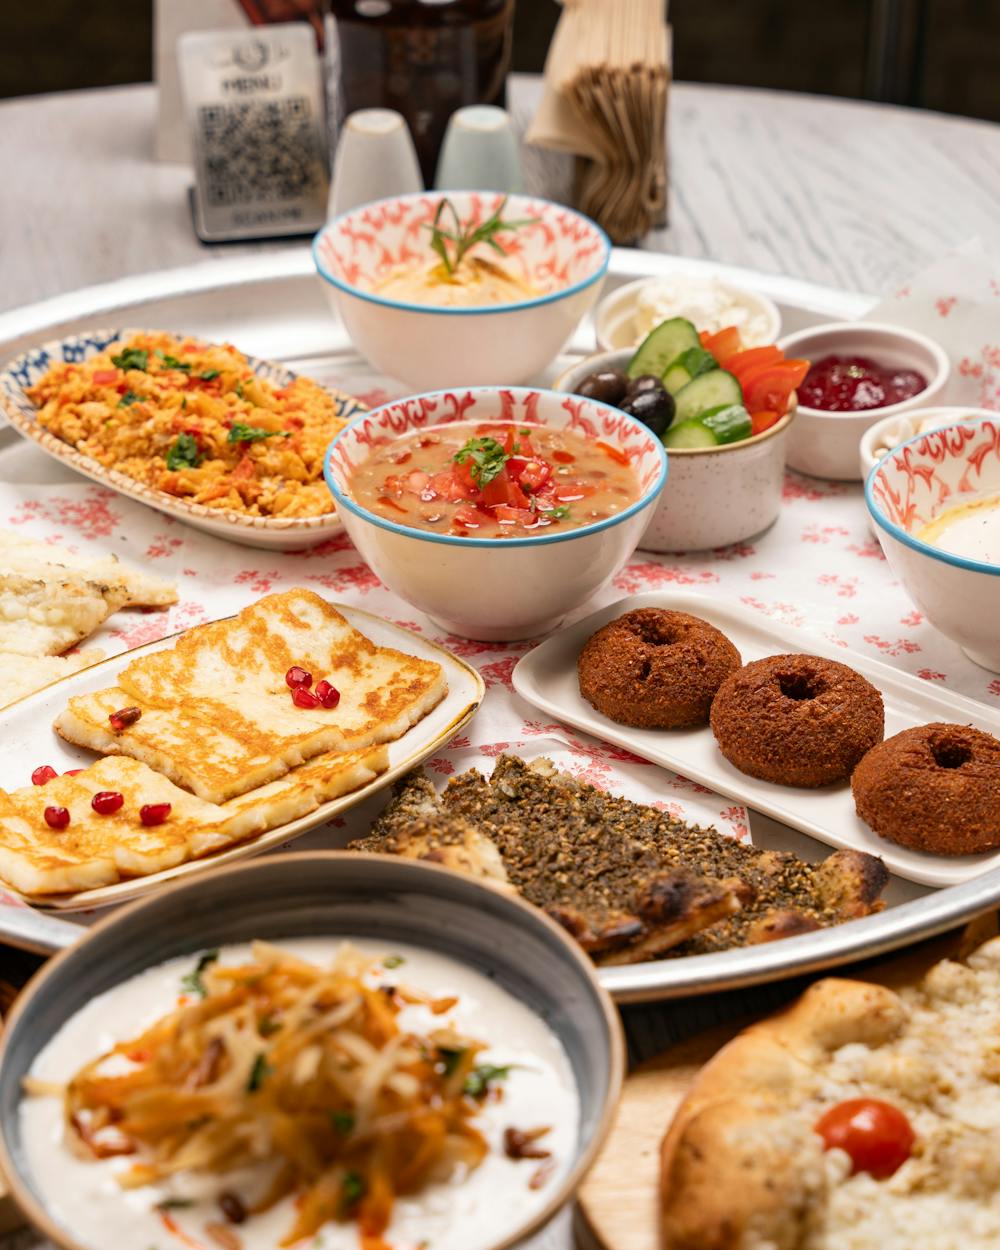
[3,74,1000,314]
[1,71,1000,1250]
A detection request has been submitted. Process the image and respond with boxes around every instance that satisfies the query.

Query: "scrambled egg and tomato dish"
[27,332,348,518]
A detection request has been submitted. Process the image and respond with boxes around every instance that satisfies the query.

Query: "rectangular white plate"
[0,604,484,912]
[513,592,1000,888]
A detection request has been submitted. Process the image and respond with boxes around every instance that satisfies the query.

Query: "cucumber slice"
[662,346,718,396]
[627,317,700,379]
[662,419,719,450]
[701,404,753,445]
[673,369,743,424]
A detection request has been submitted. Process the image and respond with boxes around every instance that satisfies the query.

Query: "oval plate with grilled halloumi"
[0,591,484,912]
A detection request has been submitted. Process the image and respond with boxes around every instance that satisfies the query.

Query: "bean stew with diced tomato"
[349,422,640,538]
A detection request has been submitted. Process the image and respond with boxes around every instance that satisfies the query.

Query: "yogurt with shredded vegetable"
[631,276,773,347]
[20,938,580,1250]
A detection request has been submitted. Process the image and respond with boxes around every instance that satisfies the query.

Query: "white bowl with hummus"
[0,851,624,1250]
[866,417,1000,671]
[595,273,781,353]
[313,192,611,391]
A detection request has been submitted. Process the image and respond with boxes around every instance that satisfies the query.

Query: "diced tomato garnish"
[552,450,575,465]
[92,369,118,385]
[481,472,531,509]
[556,481,595,501]
[750,410,782,436]
[450,460,479,496]
[518,461,552,493]
[596,441,630,466]
[494,505,537,526]
[429,470,467,501]
[452,505,483,529]
[702,327,743,364]
[726,346,783,379]
[743,360,810,416]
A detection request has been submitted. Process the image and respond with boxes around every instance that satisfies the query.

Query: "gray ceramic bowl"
[0,852,623,1250]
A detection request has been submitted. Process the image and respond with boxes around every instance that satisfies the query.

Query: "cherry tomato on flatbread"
[814,1098,915,1179]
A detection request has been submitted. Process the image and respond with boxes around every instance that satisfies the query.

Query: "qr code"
[197,98,323,206]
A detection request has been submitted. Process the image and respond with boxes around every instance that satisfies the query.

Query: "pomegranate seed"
[315,680,341,709]
[91,791,124,815]
[31,765,58,786]
[63,769,84,776]
[44,805,71,830]
[292,686,320,709]
[109,706,142,732]
[140,803,171,826]
[285,666,313,690]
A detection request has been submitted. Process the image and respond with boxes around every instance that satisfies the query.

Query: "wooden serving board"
[577,918,999,1250]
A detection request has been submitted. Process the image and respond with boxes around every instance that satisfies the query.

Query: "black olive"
[575,368,629,406]
[619,387,676,438]
[626,374,667,399]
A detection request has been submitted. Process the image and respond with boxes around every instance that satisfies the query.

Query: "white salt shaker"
[327,109,423,219]
[434,105,523,193]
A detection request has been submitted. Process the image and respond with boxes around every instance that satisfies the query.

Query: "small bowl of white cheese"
[595,273,781,353]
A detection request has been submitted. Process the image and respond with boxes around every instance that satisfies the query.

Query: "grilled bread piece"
[0,744,388,897]
[54,590,446,803]
[0,649,104,710]
[0,530,176,657]
[356,755,889,963]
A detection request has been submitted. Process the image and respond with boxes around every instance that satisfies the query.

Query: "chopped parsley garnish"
[118,391,142,407]
[110,347,149,371]
[155,1198,194,1212]
[438,1046,466,1077]
[179,948,218,998]
[165,432,203,471]
[234,381,245,398]
[462,1064,512,1098]
[198,370,220,380]
[453,435,509,487]
[246,1053,273,1093]
[227,422,290,444]
[383,954,405,969]
[340,1170,366,1214]
[156,350,191,372]
[543,504,570,520]
[330,1110,355,1135]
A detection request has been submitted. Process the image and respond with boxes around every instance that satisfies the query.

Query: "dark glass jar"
[326,0,516,185]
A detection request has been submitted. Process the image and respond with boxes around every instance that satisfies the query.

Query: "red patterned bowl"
[866,417,1000,671]
[325,386,668,640]
[312,192,610,390]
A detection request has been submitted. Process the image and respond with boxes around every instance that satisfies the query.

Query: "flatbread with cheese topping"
[659,934,1000,1249]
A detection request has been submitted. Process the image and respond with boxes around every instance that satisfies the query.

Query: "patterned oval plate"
[0,328,367,550]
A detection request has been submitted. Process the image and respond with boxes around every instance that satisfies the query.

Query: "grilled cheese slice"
[55,590,446,802]
[0,744,389,897]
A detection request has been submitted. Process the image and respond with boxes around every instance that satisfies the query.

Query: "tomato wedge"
[750,410,781,436]
[743,360,810,416]
[494,505,537,527]
[814,1099,915,1179]
[92,369,119,385]
[518,461,552,493]
[702,327,743,364]
[726,346,782,380]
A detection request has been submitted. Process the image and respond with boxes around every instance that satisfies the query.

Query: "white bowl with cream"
[555,350,794,552]
[866,418,1000,671]
[0,852,624,1250]
[595,273,781,353]
[313,191,610,391]
[780,321,950,481]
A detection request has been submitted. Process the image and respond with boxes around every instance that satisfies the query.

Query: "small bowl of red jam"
[778,322,949,481]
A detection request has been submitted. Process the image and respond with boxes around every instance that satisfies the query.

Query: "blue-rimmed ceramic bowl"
[324,386,668,640]
[866,417,1000,671]
[313,191,610,390]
